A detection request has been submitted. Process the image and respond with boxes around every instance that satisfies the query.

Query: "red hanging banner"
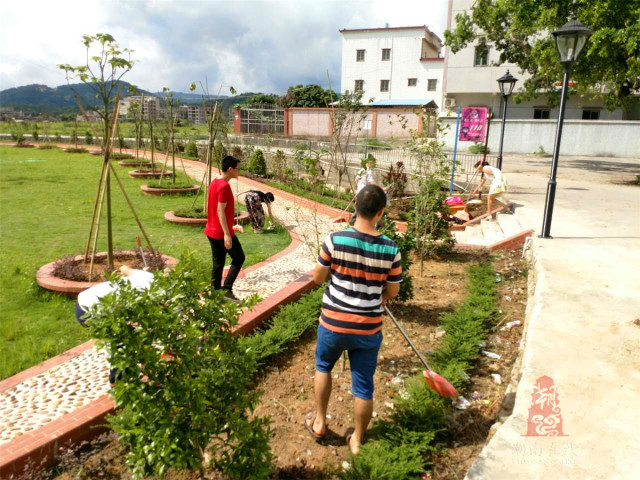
[459,106,488,142]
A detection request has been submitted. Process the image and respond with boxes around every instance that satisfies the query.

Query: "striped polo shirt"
[317,228,402,335]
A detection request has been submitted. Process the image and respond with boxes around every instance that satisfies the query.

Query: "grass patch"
[0,146,291,380]
[340,262,499,479]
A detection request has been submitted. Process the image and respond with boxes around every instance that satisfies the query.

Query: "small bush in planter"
[85,131,93,145]
[87,257,271,479]
[174,206,207,218]
[146,179,195,189]
[185,140,199,158]
[248,149,267,176]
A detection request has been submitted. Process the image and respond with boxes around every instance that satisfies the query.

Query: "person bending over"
[306,184,402,455]
[471,160,508,220]
[244,190,275,233]
[204,155,245,302]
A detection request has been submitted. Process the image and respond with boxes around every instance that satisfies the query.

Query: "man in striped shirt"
[305,185,402,456]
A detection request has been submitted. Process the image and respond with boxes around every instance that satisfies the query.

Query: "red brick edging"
[36,252,179,298]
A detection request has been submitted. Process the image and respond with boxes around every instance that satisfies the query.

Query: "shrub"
[468,142,489,154]
[379,214,415,303]
[87,257,271,479]
[85,131,93,145]
[32,130,39,141]
[271,149,287,181]
[382,161,408,198]
[185,140,199,158]
[248,148,267,176]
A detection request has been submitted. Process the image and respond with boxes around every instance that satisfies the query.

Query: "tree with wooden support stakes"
[58,33,158,277]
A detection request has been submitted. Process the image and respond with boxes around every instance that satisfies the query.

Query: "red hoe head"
[423,370,458,398]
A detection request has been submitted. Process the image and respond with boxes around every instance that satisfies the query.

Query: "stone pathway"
[0,154,344,445]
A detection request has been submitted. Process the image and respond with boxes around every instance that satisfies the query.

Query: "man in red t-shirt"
[204,155,245,301]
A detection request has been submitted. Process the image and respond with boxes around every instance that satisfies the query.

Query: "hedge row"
[340,262,499,479]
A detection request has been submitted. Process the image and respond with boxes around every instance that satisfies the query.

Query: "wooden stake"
[84,160,108,261]
[88,170,108,280]
[108,163,156,255]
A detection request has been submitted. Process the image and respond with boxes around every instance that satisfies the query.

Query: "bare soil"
[53,251,167,282]
[50,250,527,479]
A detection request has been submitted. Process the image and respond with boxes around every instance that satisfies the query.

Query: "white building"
[119,96,163,121]
[443,0,636,121]
[340,26,445,108]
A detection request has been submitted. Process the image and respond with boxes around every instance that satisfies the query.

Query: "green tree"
[245,93,278,105]
[88,258,271,479]
[444,0,640,111]
[186,139,199,158]
[406,112,455,273]
[279,84,338,108]
[248,148,267,176]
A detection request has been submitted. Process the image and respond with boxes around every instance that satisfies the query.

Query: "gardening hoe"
[136,236,148,269]
[332,195,356,223]
[384,305,458,398]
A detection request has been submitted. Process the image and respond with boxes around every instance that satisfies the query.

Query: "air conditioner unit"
[445,97,456,108]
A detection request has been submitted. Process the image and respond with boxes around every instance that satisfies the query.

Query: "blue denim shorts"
[315,324,382,400]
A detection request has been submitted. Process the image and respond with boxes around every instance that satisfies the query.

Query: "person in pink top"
[204,155,245,301]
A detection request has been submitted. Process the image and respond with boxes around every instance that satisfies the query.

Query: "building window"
[474,46,489,66]
[354,80,364,92]
[427,79,437,91]
[382,48,391,61]
[534,108,551,119]
[380,80,389,92]
[356,49,365,62]
[408,78,417,87]
[582,109,600,120]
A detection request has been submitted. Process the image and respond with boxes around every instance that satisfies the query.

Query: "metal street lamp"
[496,70,518,170]
[540,19,592,238]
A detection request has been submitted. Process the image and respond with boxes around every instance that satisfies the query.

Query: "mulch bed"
[47,249,527,479]
[52,251,167,283]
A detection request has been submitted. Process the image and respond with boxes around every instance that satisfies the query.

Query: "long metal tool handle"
[136,236,148,268]
[384,305,432,372]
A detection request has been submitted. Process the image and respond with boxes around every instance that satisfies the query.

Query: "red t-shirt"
[204,178,235,240]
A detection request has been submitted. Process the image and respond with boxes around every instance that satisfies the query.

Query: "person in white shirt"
[75,266,155,384]
[471,160,508,220]
[350,159,377,225]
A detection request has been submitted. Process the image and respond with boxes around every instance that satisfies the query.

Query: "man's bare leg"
[488,193,494,219]
[312,370,331,435]
[349,397,373,455]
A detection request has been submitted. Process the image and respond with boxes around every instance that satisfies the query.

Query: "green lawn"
[0,121,230,141]
[0,146,291,380]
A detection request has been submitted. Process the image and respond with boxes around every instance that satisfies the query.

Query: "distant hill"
[0,83,272,116]
[0,82,152,111]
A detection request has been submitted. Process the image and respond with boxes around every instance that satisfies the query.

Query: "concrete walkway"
[466,154,640,479]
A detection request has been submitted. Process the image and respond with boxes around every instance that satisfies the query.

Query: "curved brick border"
[164,210,250,226]
[36,251,179,298]
[140,184,200,196]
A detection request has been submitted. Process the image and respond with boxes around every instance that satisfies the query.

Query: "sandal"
[345,428,359,456]
[304,411,325,443]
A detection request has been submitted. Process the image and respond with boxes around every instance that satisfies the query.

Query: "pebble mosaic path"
[0,151,345,446]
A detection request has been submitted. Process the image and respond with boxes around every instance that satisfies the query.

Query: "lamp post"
[496,70,518,170]
[540,19,592,238]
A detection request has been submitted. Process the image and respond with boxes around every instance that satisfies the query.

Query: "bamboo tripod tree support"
[82,85,155,279]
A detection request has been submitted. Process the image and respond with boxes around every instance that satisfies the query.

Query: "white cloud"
[0,0,448,94]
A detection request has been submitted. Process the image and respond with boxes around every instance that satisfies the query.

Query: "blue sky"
[0,0,447,95]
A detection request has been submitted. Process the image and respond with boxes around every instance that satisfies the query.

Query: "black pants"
[208,235,245,291]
